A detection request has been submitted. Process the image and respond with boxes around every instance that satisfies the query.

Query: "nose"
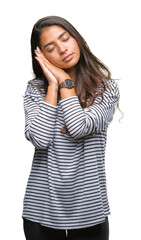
[58,43,68,55]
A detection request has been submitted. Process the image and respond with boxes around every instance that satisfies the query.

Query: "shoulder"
[103,79,120,105]
[25,79,45,96]
[94,79,119,105]
[106,79,119,97]
[24,79,46,102]
[28,78,44,86]
[97,79,119,94]
[107,79,119,89]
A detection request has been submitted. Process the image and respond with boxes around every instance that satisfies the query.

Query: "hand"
[35,47,58,87]
[35,47,70,85]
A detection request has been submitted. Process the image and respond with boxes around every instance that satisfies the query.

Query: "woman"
[22,16,119,240]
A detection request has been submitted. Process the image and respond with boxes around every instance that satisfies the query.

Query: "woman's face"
[39,25,80,70]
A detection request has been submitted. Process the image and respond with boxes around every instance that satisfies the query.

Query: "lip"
[63,53,73,62]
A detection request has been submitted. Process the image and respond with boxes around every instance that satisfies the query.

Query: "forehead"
[40,25,67,42]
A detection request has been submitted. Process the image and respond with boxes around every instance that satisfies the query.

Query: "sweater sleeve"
[24,83,58,149]
[60,80,119,139]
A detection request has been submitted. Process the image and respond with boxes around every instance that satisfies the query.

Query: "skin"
[34,25,80,106]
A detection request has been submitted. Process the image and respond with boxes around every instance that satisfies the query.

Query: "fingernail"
[34,49,39,56]
[36,46,40,52]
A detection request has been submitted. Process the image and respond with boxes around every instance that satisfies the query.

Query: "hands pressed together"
[34,47,70,88]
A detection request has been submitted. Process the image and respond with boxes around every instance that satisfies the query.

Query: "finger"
[35,56,50,75]
[36,47,50,63]
[35,56,46,70]
[35,50,51,70]
[34,51,47,69]
[35,49,45,62]
[35,56,54,77]
[35,54,55,78]
[35,56,58,84]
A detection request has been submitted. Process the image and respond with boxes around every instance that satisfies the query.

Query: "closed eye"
[47,37,70,52]
[63,37,70,42]
[48,47,55,53]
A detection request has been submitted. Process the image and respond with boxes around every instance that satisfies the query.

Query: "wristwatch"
[58,79,74,89]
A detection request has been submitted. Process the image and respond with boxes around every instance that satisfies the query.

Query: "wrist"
[48,83,58,91]
[45,83,58,106]
[58,74,71,84]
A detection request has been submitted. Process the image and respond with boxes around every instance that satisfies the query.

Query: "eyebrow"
[43,31,67,49]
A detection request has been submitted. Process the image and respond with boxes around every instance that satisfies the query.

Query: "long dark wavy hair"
[30,16,115,134]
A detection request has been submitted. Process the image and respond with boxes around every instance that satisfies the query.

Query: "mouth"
[63,53,73,62]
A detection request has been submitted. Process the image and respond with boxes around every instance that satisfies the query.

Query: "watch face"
[65,79,74,88]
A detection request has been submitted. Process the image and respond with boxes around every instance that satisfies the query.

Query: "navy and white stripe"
[22,79,119,230]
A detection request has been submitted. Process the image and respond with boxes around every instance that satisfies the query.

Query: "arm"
[60,80,119,139]
[45,83,58,106]
[24,84,58,148]
[25,47,76,148]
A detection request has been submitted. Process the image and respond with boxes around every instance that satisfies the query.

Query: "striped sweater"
[22,79,119,230]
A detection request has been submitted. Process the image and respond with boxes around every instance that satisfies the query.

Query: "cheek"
[45,54,63,68]
[44,53,58,65]
[72,40,80,56]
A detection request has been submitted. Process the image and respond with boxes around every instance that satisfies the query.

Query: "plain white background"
[0,0,141,239]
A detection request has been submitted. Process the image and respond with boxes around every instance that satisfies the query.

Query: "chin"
[62,59,79,69]
[62,65,75,70]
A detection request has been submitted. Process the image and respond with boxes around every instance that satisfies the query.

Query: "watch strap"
[58,79,74,89]
[59,81,66,89]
